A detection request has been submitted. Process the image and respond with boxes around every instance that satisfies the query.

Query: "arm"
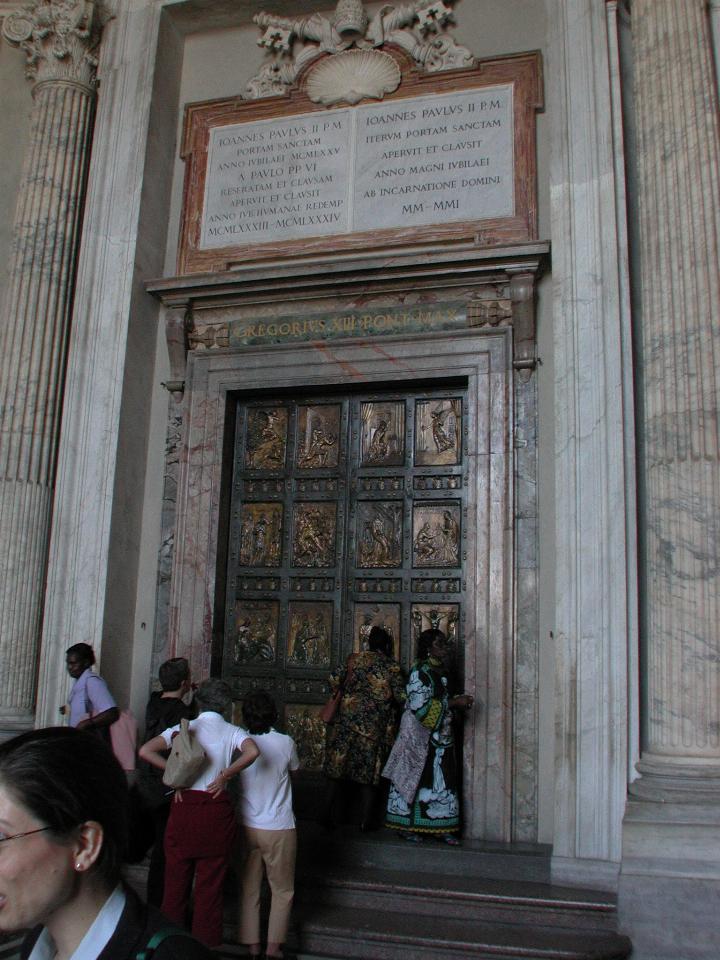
[77,674,119,730]
[206,738,260,798]
[76,706,120,731]
[449,694,474,710]
[389,663,407,706]
[138,733,171,771]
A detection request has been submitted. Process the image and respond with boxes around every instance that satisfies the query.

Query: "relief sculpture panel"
[239,502,283,567]
[360,401,405,466]
[411,604,460,643]
[293,502,337,567]
[234,600,279,663]
[357,500,403,568]
[245,407,288,469]
[412,503,461,567]
[296,404,341,469]
[285,704,325,771]
[287,602,332,667]
[415,398,462,466]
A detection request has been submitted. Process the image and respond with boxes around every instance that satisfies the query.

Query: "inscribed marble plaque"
[199,87,512,248]
[202,110,352,249]
[353,86,513,232]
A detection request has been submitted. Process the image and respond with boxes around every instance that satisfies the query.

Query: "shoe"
[400,831,423,843]
[442,833,461,846]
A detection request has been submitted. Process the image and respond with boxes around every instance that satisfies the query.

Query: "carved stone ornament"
[1,0,106,88]
[305,49,401,106]
[247,0,474,102]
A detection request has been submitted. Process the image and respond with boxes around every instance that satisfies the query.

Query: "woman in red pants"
[140,678,259,947]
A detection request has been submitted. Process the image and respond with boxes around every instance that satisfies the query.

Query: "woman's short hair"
[242,691,278,735]
[0,727,127,886]
[65,642,95,666]
[158,657,190,692]
[195,677,232,714]
[416,628,448,661]
[368,625,392,655]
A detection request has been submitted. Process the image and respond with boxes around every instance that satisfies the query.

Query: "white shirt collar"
[28,886,126,960]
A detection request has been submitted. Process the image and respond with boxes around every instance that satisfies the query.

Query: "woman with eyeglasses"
[384,628,474,844]
[0,727,211,960]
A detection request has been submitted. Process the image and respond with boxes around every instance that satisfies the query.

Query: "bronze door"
[222,384,467,770]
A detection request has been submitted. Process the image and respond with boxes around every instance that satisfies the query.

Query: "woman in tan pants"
[237,691,300,960]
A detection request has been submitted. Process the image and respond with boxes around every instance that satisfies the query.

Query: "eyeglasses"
[0,827,51,845]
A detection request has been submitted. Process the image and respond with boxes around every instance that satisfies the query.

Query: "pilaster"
[548,0,635,879]
[35,0,172,727]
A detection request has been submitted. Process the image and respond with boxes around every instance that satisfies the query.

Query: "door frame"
[168,326,514,841]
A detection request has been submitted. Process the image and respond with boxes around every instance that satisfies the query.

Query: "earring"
[75,862,83,871]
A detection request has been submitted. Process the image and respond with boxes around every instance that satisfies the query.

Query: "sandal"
[442,834,461,846]
[400,831,423,843]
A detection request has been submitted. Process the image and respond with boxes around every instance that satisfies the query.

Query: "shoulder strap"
[136,926,193,960]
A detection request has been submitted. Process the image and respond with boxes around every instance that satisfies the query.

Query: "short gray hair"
[195,678,233,714]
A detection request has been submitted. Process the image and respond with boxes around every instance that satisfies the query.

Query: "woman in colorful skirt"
[322,626,405,830]
[384,628,473,844]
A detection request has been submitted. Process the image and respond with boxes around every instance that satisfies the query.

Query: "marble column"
[630,0,720,799]
[0,1,102,732]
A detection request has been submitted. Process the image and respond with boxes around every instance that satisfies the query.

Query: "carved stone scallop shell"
[305,50,401,106]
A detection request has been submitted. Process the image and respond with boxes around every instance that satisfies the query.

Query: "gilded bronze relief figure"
[357,500,402,568]
[245,407,288,469]
[288,602,332,666]
[411,604,459,642]
[233,600,279,663]
[285,704,326,771]
[360,401,405,466]
[353,603,400,656]
[239,502,283,567]
[412,503,461,567]
[415,398,461,466]
[293,502,337,567]
[297,404,341,469]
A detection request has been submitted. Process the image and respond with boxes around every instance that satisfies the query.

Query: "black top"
[21,886,213,960]
[137,694,195,808]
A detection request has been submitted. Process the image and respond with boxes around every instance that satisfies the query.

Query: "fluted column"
[0,1,102,731]
[631,0,720,799]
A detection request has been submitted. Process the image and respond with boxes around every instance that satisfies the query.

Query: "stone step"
[297,824,552,884]
[297,866,617,931]
[296,905,632,960]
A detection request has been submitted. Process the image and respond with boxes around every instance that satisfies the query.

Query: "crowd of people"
[0,626,473,960]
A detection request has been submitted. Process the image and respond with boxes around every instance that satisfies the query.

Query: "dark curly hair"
[416,628,449,662]
[242,690,278,735]
[368,625,393,655]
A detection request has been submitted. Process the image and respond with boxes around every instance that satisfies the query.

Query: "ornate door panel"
[223,384,467,769]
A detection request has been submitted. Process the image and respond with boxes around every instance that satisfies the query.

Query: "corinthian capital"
[2,0,105,89]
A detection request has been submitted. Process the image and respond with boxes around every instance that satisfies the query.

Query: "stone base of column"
[630,753,720,803]
[0,708,35,743]
[619,799,720,959]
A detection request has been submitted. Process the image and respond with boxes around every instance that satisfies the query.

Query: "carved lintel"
[187,321,230,353]
[163,306,190,400]
[467,298,513,328]
[508,269,537,381]
[1,0,108,90]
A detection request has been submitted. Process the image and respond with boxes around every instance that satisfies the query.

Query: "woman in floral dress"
[385,628,474,843]
[323,626,405,829]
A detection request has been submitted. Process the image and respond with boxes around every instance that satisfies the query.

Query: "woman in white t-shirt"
[236,691,300,960]
[139,678,259,948]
